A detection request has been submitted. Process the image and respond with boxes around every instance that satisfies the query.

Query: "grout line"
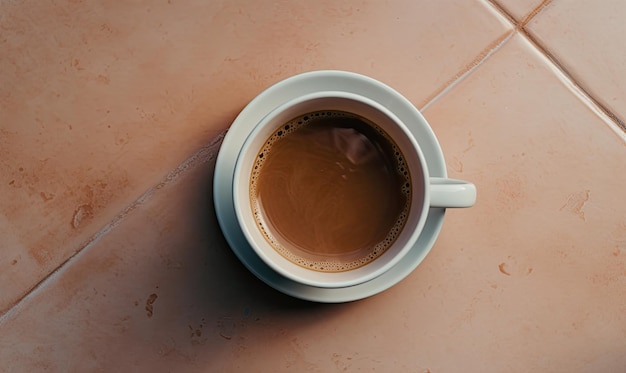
[0,131,227,323]
[520,0,553,27]
[484,0,626,138]
[420,30,515,112]
[484,0,551,27]
[520,30,626,138]
[484,0,517,26]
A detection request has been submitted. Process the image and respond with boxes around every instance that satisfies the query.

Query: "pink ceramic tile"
[1,32,625,372]
[0,0,510,312]
[423,33,626,371]
[492,0,546,22]
[526,0,626,127]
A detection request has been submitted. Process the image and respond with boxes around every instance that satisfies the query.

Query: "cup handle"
[429,177,476,208]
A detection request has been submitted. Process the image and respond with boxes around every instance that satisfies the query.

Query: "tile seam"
[420,30,515,112]
[0,131,227,323]
[520,0,553,27]
[519,29,626,139]
[485,0,626,137]
[484,0,517,26]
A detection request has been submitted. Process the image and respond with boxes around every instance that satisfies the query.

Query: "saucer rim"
[213,70,447,302]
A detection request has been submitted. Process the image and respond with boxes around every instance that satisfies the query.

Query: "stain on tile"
[188,324,202,337]
[462,131,476,153]
[71,204,94,229]
[284,337,318,370]
[589,257,625,288]
[497,256,534,277]
[145,293,158,318]
[450,156,464,173]
[331,351,357,371]
[559,189,590,221]
[28,243,53,267]
[217,318,234,340]
[113,315,132,334]
[94,74,110,85]
[188,322,207,346]
[495,174,526,212]
[39,191,55,202]
[498,262,511,276]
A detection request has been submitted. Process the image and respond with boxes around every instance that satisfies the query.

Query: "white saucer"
[214,71,447,302]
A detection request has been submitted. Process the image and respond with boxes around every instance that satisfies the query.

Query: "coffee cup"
[232,90,475,289]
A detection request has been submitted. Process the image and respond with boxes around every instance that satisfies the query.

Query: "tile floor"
[1,0,624,371]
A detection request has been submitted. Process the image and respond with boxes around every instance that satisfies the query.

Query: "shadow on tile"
[0,134,351,370]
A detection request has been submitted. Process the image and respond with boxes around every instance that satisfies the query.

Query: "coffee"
[250,110,411,272]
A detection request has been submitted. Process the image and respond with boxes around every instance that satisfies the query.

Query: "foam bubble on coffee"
[250,110,411,272]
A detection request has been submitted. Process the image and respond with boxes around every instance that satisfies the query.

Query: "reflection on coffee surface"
[250,111,411,272]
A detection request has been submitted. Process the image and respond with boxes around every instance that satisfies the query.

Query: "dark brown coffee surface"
[250,111,411,272]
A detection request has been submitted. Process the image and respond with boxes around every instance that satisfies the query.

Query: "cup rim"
[232,90,431,288]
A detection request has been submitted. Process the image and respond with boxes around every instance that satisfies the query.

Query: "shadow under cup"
[233,92,429,289]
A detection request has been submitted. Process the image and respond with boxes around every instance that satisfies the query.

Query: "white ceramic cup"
[233,91,476,289]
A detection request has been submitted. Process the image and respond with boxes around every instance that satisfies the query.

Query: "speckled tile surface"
[0,0,511,314]
[1,1,625,372]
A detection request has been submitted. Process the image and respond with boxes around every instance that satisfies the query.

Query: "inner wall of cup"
[237,94,427,286]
